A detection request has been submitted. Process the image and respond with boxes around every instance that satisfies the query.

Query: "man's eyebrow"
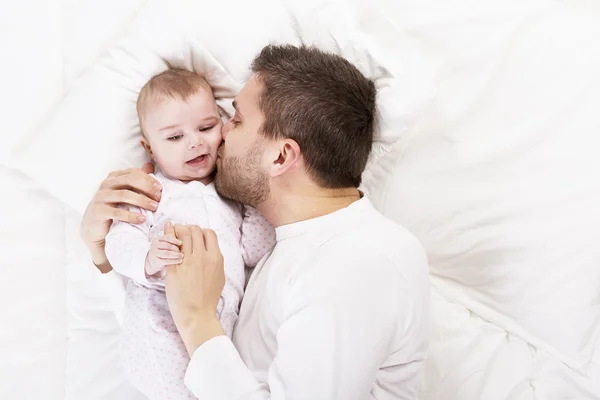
[232,100,243,118]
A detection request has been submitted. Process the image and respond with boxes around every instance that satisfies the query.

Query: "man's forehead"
[235,75,262,113]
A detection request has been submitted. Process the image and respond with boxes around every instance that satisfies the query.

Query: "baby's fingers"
[157,242,180,252]
[160,235,182,247]
[157,250,184,260]
[161,258,183,266]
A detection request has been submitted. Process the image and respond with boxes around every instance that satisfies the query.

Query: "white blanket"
[1,0,145,398]
[3,0,600,399]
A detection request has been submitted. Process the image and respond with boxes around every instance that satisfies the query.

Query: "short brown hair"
[251,44,376,188]
[137,69,212,133]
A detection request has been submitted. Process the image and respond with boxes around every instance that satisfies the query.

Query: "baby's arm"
[240,206,276,267]
[201,207,273,338]
[104,204,159,287]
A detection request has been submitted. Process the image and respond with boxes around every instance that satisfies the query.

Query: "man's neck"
[256,186,362,228]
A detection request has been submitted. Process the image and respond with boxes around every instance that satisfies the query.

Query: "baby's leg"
[121,282,197,400]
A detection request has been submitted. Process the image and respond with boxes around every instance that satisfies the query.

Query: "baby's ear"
[140,137,153,158]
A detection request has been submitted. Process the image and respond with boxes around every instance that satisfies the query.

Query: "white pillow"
[371,1,600,374]
[8,0,432,215]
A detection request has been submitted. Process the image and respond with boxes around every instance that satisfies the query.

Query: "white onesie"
[105,172,275,400]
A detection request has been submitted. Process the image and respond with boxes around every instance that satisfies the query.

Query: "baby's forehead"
[143,86,214,108]
[137,69,216,114]
[140,91,220,127]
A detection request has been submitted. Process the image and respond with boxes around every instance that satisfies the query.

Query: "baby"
[105,69,276,400]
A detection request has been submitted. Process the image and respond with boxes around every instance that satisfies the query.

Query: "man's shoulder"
[307,228,427,295]
[327,204,427,269]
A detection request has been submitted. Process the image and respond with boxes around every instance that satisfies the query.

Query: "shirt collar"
[275,195,371,242]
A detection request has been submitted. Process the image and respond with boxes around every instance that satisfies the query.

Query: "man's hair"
[251,44,376,188]
[137,68,212,133]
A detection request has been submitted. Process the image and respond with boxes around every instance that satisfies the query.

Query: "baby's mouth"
[186,154,208,166]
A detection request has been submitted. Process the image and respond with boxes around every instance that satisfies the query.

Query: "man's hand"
[165,223,225,356]
[80,163,159,272]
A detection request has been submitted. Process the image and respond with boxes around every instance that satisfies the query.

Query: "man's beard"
[214,142,270,207]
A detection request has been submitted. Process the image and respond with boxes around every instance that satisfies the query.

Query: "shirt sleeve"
[240,206,276,267]
[185,244,422,400]
[104,204,160,289]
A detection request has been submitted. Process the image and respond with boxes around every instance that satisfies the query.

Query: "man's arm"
[182,244,425,399]
[80,164,160,273]
[89,244,114,274]
[165,225,227,354]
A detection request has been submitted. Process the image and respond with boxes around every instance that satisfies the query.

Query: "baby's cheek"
[213,128,223,145]
[210,131,224,154]
[153,147,184,175]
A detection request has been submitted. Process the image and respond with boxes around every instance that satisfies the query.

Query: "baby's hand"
[145,235,183,277]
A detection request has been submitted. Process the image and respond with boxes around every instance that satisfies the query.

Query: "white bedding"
[1,0,146,398]
[0,165,66,399]
[3,0,600,399]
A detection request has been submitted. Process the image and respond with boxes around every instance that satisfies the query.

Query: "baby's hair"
[137,68,213,134]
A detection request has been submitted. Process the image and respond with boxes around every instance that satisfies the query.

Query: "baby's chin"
[162,166,217,184]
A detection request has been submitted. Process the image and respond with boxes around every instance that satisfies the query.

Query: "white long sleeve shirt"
[184,196,431,399]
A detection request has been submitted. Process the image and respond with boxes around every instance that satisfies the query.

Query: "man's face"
[214,75,270,206]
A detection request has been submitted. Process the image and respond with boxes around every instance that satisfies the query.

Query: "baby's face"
[141,90,223,183]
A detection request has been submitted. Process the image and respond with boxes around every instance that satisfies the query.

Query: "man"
[81,44,431,399]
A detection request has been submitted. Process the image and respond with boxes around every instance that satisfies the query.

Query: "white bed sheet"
[1,0,146,398]
[1,1,67,397]
[0,164,66,400]
[0,0,63,161]
[4,0,600,399]
[422,293,600,399]
[58,1,600,398]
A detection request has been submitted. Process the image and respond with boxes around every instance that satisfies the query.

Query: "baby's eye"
[167,134,183,141]
[199,125,215,132]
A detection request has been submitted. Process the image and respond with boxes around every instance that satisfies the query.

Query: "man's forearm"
[88,243,113,274]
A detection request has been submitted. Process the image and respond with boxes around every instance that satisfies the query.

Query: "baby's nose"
[189,137,205,149]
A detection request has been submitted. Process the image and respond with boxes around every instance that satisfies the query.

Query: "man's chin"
[214,158,269,206]
[214,177,260,207]
[213,174,238,201]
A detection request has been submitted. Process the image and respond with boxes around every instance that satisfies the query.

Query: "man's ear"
[140,137,153,159]
[269,139,301,178]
